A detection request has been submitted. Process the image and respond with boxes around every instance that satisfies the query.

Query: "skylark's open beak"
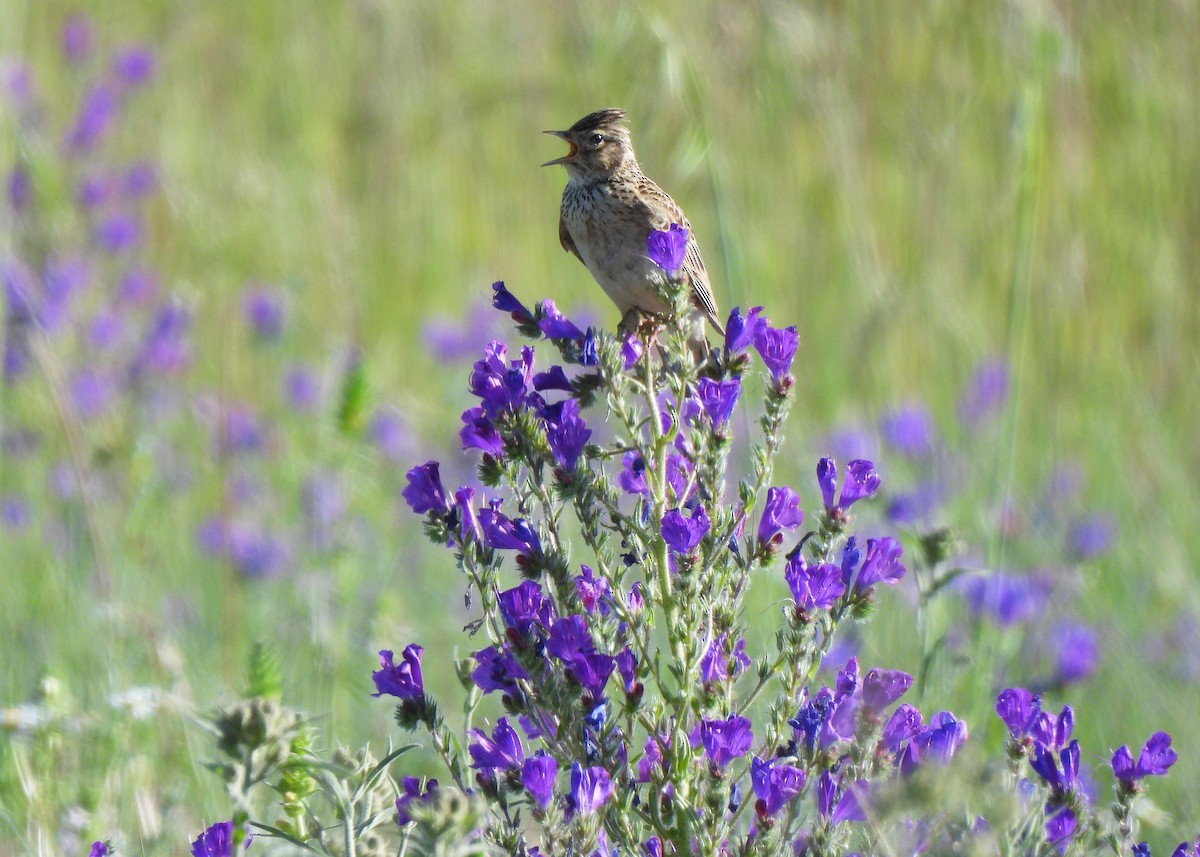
[541,130,577,167]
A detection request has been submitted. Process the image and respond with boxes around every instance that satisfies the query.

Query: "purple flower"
[1051,622,1099,685]
[402,461,451,516]
[1031,740,1080,795]
[881,704,923,753]
[1068,513,1115,560]
[136,303,191,374]
[817,458,881,515]
[816,772,868,823]
[1039,803,1075,849]
[850,537,906,590]
[225,523,289,579]
[88,842,110,857]
[622,334,644,369]
[753,321,799,385]
[190,821,249,857]
[453,487,482,545]
[469,341,535,418]
[499,580,555,637]
[1112,732,1177,784]
[566,650,616,696]
[7,166,31,211]
[696,377,741,427]
[643,838,663,857]
[95,211,142,252]
[284,365,320,412]
[862,669,913,714]
[69,370,114,419]
[546,615,594,663]
[243,286,287,341]
[547,398,592,471]
[574,565,610,614]
[699,634,751,684]
[568,762,614,816]
[460,406,504,457]
[661,504,710,554]
[123,161,158,197]
[539,299,585,340]
[646,224,688,274]
[960,572,1048,626]
[533,365,572,392]
[995,687,1039,736]
[396,776,438,825]
[479,509,542,556]
[491,280,534,324]
[690,715,753,769]
[372,645,425,700]
[903,712,968,772]
[724,306,764,355]
[751,756,807,817]
[786,556,847,611]
[471,646,529,695]
[522,751,558,808]
[757,486,804,546]
[469,717,525,772]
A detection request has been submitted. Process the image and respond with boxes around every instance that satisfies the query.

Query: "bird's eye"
[589,133,605,146]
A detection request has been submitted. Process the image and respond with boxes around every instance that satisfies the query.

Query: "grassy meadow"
[2,0,1198,853]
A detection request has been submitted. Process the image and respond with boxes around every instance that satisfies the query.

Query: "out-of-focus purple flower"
[226,523,288,579]
[243,286,287,341]
[216,404,265,455]
[862,669,913,714]
[395,776,438,825]
[372,644,425,700]
[1112,732,1177,784]
[751,756,807,817]
[460,406,504,457]
[757,485,803,546]
[958,358,1009,424]
[284,365,320,412]
[1068,513,1116,560]
[690,715,753,769]
[468,716,525,772]
[1043,804,1076,848]
[724,306,764,355]
[622,334,644,369]
[122,161,158,197]
[547,398,591,471]
[816,772,868,823]
[568,762,614,816]
[522,750,558,809]
[120,268,158,305]
[479,508,541,556]
[786,556,845,611]
[190,820,249,856]
[94,210,141,250]
[69,369,114,419]
[68,83,118,151]
[302,472,345,531]
[471,646,529,695]
[89,311,125,350]
[136,303,191,374]
[880,404,936,456]
[1050,622,1099,685]
[113,46,156,87]
[960,572,1048,626]
[539,299,585,340]
[499,580,555,637]
[646,224,688,274]
[77,173,113,208]
[850,537,906,591]
[696,377,740,427]
[1,495,30,532]
[63,14,94,62]
[88,842,110,857]
[753,321,799,385]
[661,504,710,554]
[43,256,91,331]
[7,166,31,211]
[402,461,451,516]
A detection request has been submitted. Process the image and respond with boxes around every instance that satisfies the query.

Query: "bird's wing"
[559,210,583,264]
[635,180,724,334]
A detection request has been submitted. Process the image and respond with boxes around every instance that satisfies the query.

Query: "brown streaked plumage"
[542,109,722,355]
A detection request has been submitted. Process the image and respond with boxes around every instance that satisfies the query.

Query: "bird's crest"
[567,108,628,134]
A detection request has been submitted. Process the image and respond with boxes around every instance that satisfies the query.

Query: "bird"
[542,108,722,359]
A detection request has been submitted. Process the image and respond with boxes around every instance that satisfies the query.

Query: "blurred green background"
[2,0,1198,852]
